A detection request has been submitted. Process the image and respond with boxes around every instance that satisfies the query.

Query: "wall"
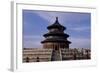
[0,0,100,73]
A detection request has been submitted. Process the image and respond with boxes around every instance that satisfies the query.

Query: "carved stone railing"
[23,48,91,62]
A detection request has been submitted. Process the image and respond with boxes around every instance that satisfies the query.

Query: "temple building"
[41,17,71,49]
[23,17,91,62]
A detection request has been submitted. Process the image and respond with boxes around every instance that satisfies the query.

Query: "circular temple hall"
[41,17,71,50]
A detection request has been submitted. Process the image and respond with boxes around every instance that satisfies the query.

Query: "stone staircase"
[51,49,62,61]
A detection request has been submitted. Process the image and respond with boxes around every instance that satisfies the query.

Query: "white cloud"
[25,10,90,27]
[23,35,43,48]
[31,11,69,25]
[33,11,90,25]
[23,40,42,48]
[69,37,91,49]
[69,26,90,31]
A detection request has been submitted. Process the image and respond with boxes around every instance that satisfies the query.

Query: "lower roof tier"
[41,38,71,44]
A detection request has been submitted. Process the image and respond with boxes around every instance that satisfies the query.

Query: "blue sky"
[23,10,91,49]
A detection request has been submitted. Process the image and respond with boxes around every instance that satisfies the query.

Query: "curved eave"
[43,32,69,38]
[47,25,66,30]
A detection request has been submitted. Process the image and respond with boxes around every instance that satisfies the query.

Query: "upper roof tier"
[47,17,66,30]
[43,32,69,38]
